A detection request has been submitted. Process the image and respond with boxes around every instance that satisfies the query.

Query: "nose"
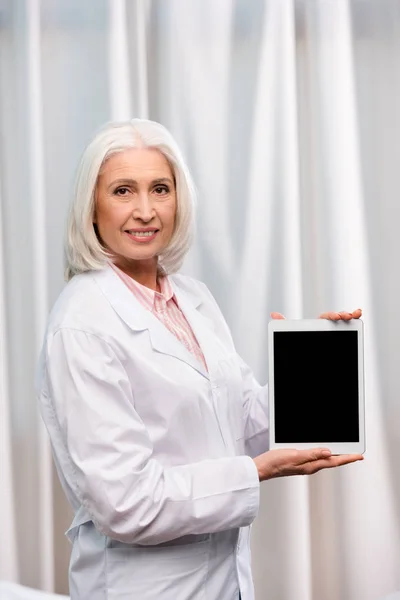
[132,192,155,223]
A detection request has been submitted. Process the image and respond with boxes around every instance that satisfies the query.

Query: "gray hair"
[64,119,196,281]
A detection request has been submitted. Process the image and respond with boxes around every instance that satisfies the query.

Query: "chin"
[114,239,167,264]
[123,249,159,263]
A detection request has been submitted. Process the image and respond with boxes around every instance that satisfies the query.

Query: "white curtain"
[1,1,400,599]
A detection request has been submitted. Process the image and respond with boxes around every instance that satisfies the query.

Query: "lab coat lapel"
[92,267,209,379]
[170,282,219,379]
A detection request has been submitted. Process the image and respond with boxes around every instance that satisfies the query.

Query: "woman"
[36,119,363,600]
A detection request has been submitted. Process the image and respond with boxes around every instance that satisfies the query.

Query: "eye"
[114,186,130,196]
[153,185,169,195]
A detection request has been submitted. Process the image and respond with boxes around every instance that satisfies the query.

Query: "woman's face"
[94,148,177,272]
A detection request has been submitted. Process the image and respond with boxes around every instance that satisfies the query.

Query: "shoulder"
[169,273,215,302]
[169,272,230,335]
[45,270,112,336]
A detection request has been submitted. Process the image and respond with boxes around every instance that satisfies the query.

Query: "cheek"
[97,202,127,230]
[163,200,177,231]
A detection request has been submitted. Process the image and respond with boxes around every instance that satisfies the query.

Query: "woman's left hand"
[271,309,363,320]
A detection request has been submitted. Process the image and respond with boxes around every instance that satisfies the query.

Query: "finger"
[270,312,285,320]
[319,309,363,321]
[295,448,332,464]
[297,449,362,466]
[303,454,363,475]
[337,309,363,320]
[319,311,341,321]
[337,311,353,321]
[311,448,332,459]
[314,453,364,471]
[334,453,364,464]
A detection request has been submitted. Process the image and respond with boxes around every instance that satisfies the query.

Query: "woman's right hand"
[253,448,364,482]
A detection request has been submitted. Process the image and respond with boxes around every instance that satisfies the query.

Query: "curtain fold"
[1,1,399,598]
[0,162,19,584]
[26,0,54,591]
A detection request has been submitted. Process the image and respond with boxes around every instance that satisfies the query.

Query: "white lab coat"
[36,265,269,600]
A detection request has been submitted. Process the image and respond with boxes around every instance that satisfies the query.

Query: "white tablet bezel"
[268,318,365,455]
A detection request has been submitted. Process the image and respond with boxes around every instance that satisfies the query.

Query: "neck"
[113,257,160,291]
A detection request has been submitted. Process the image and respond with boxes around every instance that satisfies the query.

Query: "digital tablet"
[268,318,365,455]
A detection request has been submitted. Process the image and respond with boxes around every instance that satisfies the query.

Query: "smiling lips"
[125,228,159,242]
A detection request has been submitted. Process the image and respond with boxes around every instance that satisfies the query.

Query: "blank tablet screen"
[273,331,359,443]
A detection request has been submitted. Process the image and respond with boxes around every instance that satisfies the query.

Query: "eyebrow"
[107,177,173,190]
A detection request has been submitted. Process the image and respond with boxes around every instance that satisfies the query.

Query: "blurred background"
[1,0,400,599]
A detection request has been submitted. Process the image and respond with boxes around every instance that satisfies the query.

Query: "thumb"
[270,312,285,320]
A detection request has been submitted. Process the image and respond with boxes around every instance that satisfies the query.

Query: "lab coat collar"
[92,266,209,379]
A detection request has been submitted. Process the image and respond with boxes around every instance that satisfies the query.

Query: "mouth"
[124,228,159,242]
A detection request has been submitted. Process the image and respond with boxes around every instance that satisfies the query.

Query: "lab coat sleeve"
[238,356,270,458]
[39,328,260,545]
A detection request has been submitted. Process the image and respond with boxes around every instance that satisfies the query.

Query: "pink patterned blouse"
[111,265,208,371]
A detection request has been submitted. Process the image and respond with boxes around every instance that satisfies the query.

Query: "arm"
[39,328,260,545]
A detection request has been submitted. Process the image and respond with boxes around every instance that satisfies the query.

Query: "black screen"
[273,331,359,443]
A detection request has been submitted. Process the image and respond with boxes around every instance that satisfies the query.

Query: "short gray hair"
[64,119,196,281]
